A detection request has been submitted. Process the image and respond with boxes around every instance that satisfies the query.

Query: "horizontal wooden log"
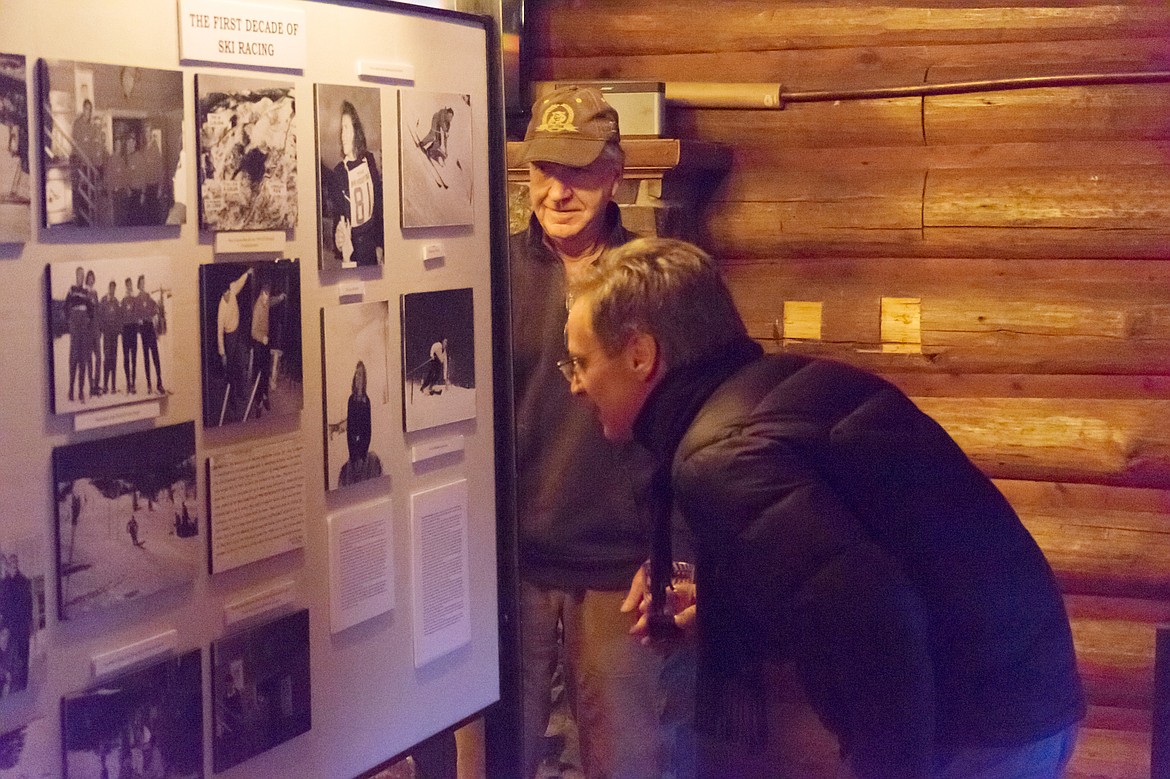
[1066,594,1169,709]
[925,83,1170,144]
[538,34,1170,86]
[995,478,1170,514]
[889,374,1170,399]
[992,480,1170,598]
[724,257,1170,373]
[707,166,1170,257]
[715,167,1170,231]
[717,168,924,223]
[726,164,1170,219]
[925,57,1170,84]
[1082,703,1151,734]
[1033,516,1170,598]
[715,146,1170,216]
[924,165,1170,229]
[919,226,1170,260]
[753,353,1170,486]
[912,397,1170,487]
[710,212,1170,260]
[1016,497,1170,599]
[540,49,930,94]
[709,231,1170,262]
[669,99,923,150]
[730,141,1170,173]
[1066,592,1170,624]
[679,83,1170,149]
[727,256,1170,328]
[531,1,1170,58]
[758,338,1170,376]
[710,201,924,252]
[535,36,1170,90]
[1067,709,1151,779]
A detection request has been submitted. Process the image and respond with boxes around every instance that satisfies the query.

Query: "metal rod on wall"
[665,70,1170,110]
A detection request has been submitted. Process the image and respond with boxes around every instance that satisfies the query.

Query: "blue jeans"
[837,721,1081,779]
[933,723,1080,779]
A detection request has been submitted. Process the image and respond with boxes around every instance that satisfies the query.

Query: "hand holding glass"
[621,560,696,648]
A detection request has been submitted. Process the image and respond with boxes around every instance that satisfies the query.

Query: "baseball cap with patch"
[522,85,621,168]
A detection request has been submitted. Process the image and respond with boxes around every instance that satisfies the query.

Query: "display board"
[0,1,506,776]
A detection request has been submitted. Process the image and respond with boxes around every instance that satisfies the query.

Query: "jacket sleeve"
[676,432,935,779]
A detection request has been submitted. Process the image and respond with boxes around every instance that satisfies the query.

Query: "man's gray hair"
[570,237,748,368]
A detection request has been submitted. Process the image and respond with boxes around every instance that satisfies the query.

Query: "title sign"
[179,0,306,70]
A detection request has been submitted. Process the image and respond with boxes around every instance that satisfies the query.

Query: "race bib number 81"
[347,160,374,227]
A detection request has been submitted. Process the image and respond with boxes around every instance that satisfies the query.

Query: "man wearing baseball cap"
[510,85,694,778]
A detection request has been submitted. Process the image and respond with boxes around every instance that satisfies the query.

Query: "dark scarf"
[632,336,767,748]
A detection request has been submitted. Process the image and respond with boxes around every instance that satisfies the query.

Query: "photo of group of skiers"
[49,258,174,414]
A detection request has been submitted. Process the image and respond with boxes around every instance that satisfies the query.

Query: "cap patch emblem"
[535,102,578,134]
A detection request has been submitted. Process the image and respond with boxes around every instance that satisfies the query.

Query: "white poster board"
[0,1,504,777]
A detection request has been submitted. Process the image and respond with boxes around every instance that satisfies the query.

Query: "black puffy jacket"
[636,348,1085,778]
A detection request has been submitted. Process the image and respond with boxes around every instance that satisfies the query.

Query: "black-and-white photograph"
[315,84,384,270]
[198,259,302,428]
[47,256,176,415]
[0,53,30,243]
[401,287,476,432]
[0,716,54,778]
[0,534,47,701]
[39,59,185,229]
[211,609,310,774]
[196,74,296,231]
[397,90,473,228]
[52,422,199,622]
[321,300,392,491]
[61,649,202,779]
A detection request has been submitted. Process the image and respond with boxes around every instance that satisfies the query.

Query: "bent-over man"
[564,238,1085,779]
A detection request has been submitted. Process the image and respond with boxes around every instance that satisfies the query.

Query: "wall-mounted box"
[537,80,666,138]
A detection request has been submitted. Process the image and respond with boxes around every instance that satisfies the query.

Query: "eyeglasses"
[556,356,582,383]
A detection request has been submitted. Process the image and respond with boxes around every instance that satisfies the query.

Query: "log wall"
[527,1,1170,774]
